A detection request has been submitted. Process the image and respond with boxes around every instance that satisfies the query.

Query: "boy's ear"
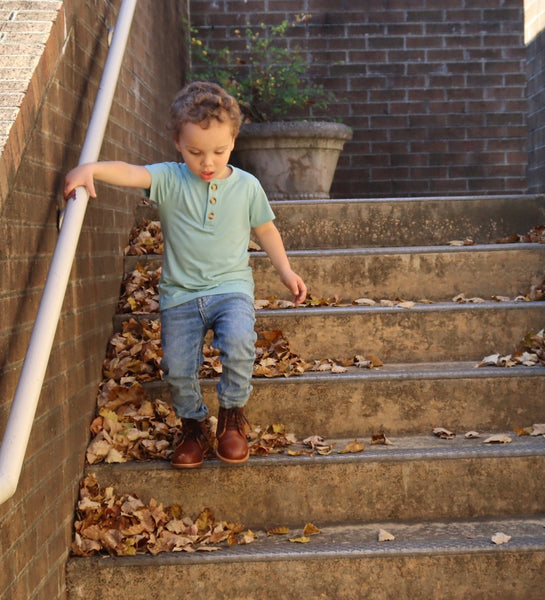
[174,133,182,153]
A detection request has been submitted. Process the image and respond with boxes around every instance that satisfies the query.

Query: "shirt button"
[210,184,217,191]
[210,197,217,204]
[208,212,215,220]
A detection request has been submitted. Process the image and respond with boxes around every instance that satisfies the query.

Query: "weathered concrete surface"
[134,194,545,249]
[117,301,545,362]
[251,244,545,300]
[87,434,545,529]
[66,517,545,600]
[254,302,545,362]
[144,363,545,438]
[125,243,545,302]
[270,195,545,249]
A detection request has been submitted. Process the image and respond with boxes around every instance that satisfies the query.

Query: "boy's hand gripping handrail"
[0,0,138,505]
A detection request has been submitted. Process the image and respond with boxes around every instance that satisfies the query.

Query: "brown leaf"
[483,434,512,444]
[303,523,321,536]
[433,427,456,440]
[339,439,365,454]
[267,526,290,535]
[370,433,393,445]
[288,535,310,544]
[378,529,395,542]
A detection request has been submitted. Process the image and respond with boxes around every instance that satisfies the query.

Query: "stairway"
[66,194,545,600]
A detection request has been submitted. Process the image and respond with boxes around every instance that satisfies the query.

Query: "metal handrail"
[0,0,138,505]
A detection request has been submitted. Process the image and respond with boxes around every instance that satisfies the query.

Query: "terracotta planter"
[233,121,353,200]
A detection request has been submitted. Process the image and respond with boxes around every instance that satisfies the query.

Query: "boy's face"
[175,118,235,182]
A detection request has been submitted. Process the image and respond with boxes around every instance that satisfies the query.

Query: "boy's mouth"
[201,171,214,181]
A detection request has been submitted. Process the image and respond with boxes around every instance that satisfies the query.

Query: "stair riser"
[272,196,545,249]
[67,550,545,600]
[123,244,545,304]
[134,195,545,249]
[90,454,545,529]
[255,304,545,362]
[117,303,545,362]
[145,371,545,437]
[252,245,545,301]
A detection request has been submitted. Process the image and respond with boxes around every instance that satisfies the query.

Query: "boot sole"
[215,450,249,464]
[170,459,204,468]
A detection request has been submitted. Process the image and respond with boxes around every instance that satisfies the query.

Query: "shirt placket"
[204,182,219,229]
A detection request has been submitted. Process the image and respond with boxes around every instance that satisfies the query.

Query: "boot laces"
[223,408,249,432]
[182,419,206,441]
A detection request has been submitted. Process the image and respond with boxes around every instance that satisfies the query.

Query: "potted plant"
[189,14,352,200]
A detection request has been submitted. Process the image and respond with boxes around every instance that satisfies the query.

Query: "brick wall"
[0,1,187,599]
[189,0,528,198]
[525,0,545,192]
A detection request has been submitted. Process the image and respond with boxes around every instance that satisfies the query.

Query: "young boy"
[64,81,307,468]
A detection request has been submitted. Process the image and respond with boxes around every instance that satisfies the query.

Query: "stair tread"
[124,241,544,259]
[69,515,545,567]
[140,361,545,388]
[89,431,545,474]
[117,299,545,320]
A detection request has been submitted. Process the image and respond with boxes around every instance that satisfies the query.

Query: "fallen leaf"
[483,434,512,444]
[448,238,474,246]
[378,529,395,542]
[239,530,256,544]
[339,439,365,454]
[289,536,310,544]
[433,427,456,440]
[530,423,545,436]
[370,433,393,445]
[353,298,376,306]
[267,526,290,536]
[491,532,511,545]
[254,299,270,309]
[491,295,511,303]
[379,299,396,307]
[303,435,328,449]
[303,523,321,536]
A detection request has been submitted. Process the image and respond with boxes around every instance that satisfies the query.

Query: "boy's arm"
[64,161,152,200]
[253,220,307,305]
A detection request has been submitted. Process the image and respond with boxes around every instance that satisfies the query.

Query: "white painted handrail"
[0,0,138,505]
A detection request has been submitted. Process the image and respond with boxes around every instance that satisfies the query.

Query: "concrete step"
[86,433,545,529]
[143,362,545,438]
[123,243,545,302]
[255,302,545,362]
[116,301,545,362]
[134,194,545,249]
[66,515,545,600]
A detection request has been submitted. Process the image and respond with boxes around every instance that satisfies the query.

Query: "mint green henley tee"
[144,162,275,311]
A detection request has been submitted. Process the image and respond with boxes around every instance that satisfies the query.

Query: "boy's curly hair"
[167,81,243,137]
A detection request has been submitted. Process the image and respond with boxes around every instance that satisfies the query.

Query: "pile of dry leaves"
[478,328,545,368]
[497,224,545,244]
[118,263,161,314]
[85,376,379,465]
[124,220,163,255]
[103,318,163,382]
[103,320,381,384]
[86,380,180,464]
[72,474,253,556]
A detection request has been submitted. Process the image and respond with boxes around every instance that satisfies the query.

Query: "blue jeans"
[160,293,257,420]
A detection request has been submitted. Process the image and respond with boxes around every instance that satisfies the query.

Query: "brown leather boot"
[216,407,250,464]
[171,419,210,468]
